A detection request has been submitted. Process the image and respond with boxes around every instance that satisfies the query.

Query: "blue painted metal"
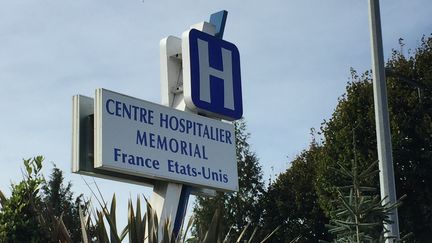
[173,186,192,236]
[210,10,228,39]
[173,10,230,236]
[187,29,243,120]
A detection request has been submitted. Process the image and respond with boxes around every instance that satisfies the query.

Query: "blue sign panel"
[187,29,242,120]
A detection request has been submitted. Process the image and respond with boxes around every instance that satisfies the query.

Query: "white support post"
[150,21,217,241]
[150,34,185,241]
[149,182,183,237]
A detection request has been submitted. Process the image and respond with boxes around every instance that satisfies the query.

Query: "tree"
[384,36,432,241]
[193,191,228,239]
[0,156,50,242]
[0,157,91,242]
[193,119,265,240]
[42,165,87,242]
[315,69,377,220]
[259,142,331,242]
[316,35,432,241]
[324,150,403,242]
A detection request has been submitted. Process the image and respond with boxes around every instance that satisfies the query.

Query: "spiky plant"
[323,157,408,242]
[78,193,280,243]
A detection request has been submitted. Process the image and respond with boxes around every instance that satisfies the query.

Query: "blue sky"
[1,0,431,234]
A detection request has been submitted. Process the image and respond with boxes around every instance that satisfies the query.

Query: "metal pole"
[367,0,400,241]
[155,11,229,239]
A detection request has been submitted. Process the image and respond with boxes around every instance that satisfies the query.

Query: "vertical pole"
[368,0,400,241]
[154,11,228,240]
[173,186,192,235]
[150,182,183,240]
[151,34,185,241]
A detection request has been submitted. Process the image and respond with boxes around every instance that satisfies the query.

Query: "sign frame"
[71,94,218,196]
[93,88,238,192]
[182,28,243,121]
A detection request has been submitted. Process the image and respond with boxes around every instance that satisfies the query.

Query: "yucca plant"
[77,194,128,243]
[0,158,280,242]
[77,192,280,243]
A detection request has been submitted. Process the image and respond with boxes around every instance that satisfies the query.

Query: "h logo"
[197,39,235,110]
[183,29,242,121]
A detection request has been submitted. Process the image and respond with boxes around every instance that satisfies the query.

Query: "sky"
[1,0,431,235]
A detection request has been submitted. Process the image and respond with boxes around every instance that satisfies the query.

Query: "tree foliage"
[42,165,87,242]
[0,157,90,242]
[0,156,50,242]
[385,36,432,241]
[315,70,377,227]
[324,157,403,242]
[260,142,331,242]
[316,35,432,241]
[193,119,265,240]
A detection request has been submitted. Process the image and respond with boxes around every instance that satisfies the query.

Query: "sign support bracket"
[151,10,229,239]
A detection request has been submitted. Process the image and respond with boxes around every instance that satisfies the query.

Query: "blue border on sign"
[189,29,243,120]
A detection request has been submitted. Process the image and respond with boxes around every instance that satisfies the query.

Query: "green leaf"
[0,190,6,207]
[109,194,119,243]
[182,214,194,243]
[235,222,250,243]
[24,158,32,175]
[128,199,136,242]
[247,227,258,243]
[259,225,281,243]
[202,209,221,243]
[79,206,89,243]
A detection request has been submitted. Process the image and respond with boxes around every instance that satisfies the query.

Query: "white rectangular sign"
[94,88,238,192]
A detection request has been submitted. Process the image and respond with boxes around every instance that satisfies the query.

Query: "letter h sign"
[182,29,242,121]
